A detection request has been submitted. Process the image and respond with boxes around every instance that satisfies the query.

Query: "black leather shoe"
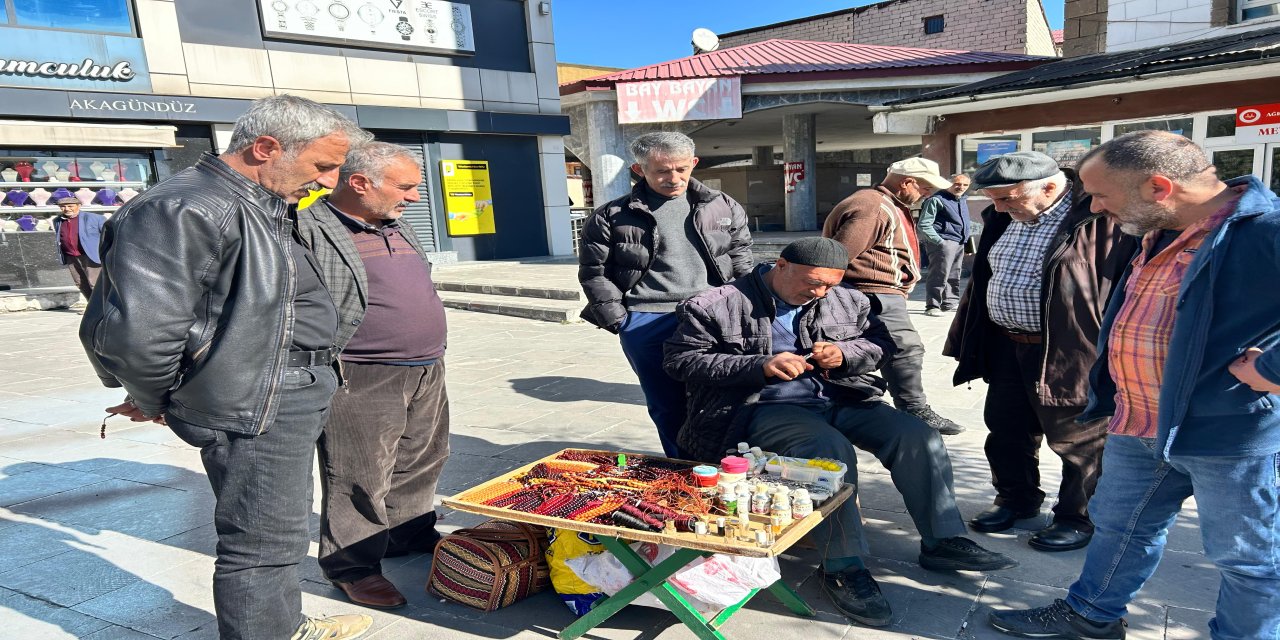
[990,599,1126,638]
[822,568,892,627]
[1029,521,1093,552]
[969,505,1039,533]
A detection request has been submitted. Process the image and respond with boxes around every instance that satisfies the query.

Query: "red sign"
[784,161,806,194]
[616,77,742,124]
[1236,103,1280,143]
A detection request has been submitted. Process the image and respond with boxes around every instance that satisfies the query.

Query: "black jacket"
[81,154,304,436]
[943,172,1136,406]
[663,264,896,462]
[577,178,753,331]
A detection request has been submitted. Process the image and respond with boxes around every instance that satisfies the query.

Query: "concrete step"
[438,289,583,323]
[433,279,581,301]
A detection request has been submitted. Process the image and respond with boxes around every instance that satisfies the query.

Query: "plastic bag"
[545,528,607,615]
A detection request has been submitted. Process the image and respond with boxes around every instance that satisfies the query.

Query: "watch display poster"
[258,0,475,54]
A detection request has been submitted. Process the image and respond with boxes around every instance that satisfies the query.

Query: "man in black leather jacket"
[80,95,375,640]
[576,131,752,457]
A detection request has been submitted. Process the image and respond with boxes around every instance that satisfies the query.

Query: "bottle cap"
[720,456,749,474]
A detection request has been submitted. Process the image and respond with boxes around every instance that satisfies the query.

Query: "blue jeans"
[617,310,687,458]
[1066,435,1280,640]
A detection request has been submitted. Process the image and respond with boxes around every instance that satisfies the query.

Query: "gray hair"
[225,94,371,156]
[630,132,696,165]
[339,142,422,185]
[1081,131,1211,184]
[1015,171,1067,196]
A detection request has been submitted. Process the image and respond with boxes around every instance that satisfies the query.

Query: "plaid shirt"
[985,187,1074,333]
[1107,191,1242,437]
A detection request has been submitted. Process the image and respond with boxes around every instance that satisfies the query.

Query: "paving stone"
[10,478,214,541]
[0,586,113,638]
[74,578,217,639]
[0,460,110,507]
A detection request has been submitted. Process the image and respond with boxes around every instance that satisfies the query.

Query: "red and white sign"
[1235,103,1280,143]
[616,77,742,124]
[784,161,806,194]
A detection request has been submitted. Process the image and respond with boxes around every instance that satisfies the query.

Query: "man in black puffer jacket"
[577,131,752,457]
[664,237,1016,630]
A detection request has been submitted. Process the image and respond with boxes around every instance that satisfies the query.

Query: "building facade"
[1064,0,1280,54]
[0,0,571,290]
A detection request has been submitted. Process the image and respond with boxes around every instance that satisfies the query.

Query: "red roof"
[562,39,1050,94]
[1052,29,1064,44]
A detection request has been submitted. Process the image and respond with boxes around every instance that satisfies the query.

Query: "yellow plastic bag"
[545,528,606,615]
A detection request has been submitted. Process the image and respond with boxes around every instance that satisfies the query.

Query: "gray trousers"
[65,253,101,300]
[924,239,963,311]
[867,292,928,411]
[168,365,339,640]
[318,360,450,583]
[746,401,967,560]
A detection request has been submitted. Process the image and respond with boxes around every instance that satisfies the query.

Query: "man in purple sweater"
[296,142,448,610]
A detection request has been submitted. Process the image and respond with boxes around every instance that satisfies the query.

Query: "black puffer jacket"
[663,265,896,462]
[577,178,753,331]
[81,154,301,436]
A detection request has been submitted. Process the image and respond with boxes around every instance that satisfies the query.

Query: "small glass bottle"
[792,488,813,520]
[751,489,771,516]
[771,494,793,527]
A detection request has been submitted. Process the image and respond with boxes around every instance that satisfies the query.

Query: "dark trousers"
[65,254,100,299]
[983,333,1106,528]
[923,240,963,311]
[318,360,450,583]
[867,292,928,411]
[167,365,338,640]
[617,311,686,458]
[746,401,967,560]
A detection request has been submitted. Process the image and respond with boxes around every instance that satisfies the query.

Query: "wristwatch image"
[271,0,289,28]
[296,0,320,30]
[357,2,384,34]
[396,16,414,40]
[328,0,350,31]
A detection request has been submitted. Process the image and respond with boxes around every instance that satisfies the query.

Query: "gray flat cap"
[970,151,1060,191]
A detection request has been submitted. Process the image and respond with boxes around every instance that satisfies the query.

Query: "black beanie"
[779,237,849,270]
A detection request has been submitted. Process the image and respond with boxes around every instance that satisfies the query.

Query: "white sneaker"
[290,614,374,640]
[924,308,943,317]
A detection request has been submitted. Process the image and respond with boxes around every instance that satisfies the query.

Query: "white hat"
[886,157,953,190]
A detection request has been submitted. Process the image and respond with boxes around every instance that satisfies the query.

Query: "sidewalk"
[0,286,1216,639]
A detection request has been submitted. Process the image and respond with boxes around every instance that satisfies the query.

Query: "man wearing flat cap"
[944,151,1135,552]
[665,237,1016,629]
[822,157,965,436]
[51,196,106,301]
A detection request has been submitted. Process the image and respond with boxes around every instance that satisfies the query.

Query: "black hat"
[970,151,1060,191]
[779,237,849,270]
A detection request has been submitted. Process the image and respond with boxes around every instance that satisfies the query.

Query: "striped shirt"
[1106,190,1242,437]
[986,187,1074,333]
[822,186,921,296]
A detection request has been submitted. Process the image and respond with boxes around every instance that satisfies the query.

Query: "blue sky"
[552,0,1065,69]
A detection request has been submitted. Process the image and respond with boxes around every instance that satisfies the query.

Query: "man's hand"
[1229,348,1280,394]
[763,352,813,381]
[106,398,166,424]
[810,342,844,370]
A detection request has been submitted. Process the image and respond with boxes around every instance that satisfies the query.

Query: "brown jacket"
[943,175,1137,406]
[821,186,922,297]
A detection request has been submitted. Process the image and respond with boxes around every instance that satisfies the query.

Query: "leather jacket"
[81,154,301,436]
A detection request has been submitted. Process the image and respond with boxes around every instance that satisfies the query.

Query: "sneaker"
[989,599,1126,639]
[919,537,1019,572]
[907,405,966,435]
[925,307,943,317]
[821,568,892,627]
[290,614,374,640]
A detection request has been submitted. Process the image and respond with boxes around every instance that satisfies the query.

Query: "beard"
[1116,199,1179,237]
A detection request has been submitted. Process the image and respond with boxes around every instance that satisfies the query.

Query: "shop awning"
[0,120,178,148]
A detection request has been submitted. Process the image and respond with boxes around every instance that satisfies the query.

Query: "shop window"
[1239,0,1280,21]
[923,15,945,34]
[1206,114,1237,138]
[7,0,135,35]
[1210,148,1256,181]
[1032,127,1102,168]
[959,135,1021,174]
[0,151,156,231]
[1113,118,1194,138]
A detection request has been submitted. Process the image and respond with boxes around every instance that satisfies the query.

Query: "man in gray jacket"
[82,95,374,640]
[577,132,752,457]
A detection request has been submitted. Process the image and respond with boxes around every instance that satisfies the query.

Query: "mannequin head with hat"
[971,151,1068,222]
[55,196,81,219]
[764,237,850,306]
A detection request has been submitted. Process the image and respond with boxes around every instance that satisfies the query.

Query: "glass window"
[0,150,156,225]
[9,0,135,35]
[923,15,945,34]
[1241,0,1280,20]
[959,135,1021,174]
[1032,127,1102,168]
[1270,146,1280,197]
[1113,118,1194,138]
[1209,148,1256,182]
[1206,114,1237,138]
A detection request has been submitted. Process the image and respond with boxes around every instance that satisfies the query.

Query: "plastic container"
[750,491,771,516]
[771,495,793,526]
[691,465,719,488]
[719,456,749,485]
[763,456,847,492]
[737,442,751,454]
[792,489,813,519]
[719,486,738,514]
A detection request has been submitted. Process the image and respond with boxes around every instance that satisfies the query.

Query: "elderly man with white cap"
[823,157,964,436]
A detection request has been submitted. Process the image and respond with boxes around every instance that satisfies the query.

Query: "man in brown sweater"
[822,157,964,435]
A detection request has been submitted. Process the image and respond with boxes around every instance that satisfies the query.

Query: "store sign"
[975,140,1018,165]
[616,77,742,124]
[1235,103,1280,143]
[784,161,806,194]
[440,160,496,236]
[66,93,252,122]
[0,27,151,92]
[259,0,475,54]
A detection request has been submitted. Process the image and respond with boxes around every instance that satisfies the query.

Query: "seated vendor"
[662,237,1016,628]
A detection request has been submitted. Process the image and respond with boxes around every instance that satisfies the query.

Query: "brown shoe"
[334,574,407,610]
